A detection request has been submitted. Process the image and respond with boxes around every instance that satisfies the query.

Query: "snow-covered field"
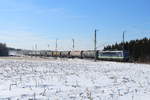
[0,58,150,100]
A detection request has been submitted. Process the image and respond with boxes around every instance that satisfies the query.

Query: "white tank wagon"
[82,50,98,58]
[39,51,47,57]
[26,51,41,56]
[28,51,37,56]
[22,50,31,56]
[70,51,83,58]
[46,51,53,57]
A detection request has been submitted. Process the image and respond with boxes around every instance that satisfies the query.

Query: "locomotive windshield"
[100,51,123,57]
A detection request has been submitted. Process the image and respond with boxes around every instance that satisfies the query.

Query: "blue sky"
[0,0,150,50]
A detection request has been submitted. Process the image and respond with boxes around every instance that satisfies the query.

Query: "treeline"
[104,37,150,62]
[0,43,9,56]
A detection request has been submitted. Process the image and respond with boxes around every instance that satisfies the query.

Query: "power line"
[72,39,75,50]
[48,44,50,50]
[35,44,37,50]
[123,31,126,51]
[55,39,58,51]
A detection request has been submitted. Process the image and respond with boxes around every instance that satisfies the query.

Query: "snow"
[0,58,150,100]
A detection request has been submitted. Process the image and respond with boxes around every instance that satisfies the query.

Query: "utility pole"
[35,44,37,50]
[48,44,50,50]
[94,29,98,62]
[47,44,50,57]
[55,39,58,51]
[35,44,37,57]
[55,39,58,58]
[123,31,126,51]
[72,39,74,50]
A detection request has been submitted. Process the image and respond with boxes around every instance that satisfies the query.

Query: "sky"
[0,0,150,50]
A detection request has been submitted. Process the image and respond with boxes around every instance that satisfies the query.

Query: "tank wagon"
[52,51,61,57]
[28,51,40,56]
[22,50,30,56]
[60,51,70,58]
[40,51,47,57]
[70,51,83,58]
[46,51,53,57]
[82,50,98,59]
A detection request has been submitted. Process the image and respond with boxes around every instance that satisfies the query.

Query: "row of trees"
[0,43,9,56]
[104,37,150,62]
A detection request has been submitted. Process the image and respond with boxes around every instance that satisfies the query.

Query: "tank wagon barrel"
[40,51,47,57]
[82,50,98,59]
[70,51,83,58]
[46,51,53,57]
[52,51,61,57]
[60,51,70,58]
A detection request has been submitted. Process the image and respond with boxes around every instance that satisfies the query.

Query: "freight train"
[24,50,129,61]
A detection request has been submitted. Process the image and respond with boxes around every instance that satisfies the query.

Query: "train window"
[116,52,123,57]
[99,51,123,57]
